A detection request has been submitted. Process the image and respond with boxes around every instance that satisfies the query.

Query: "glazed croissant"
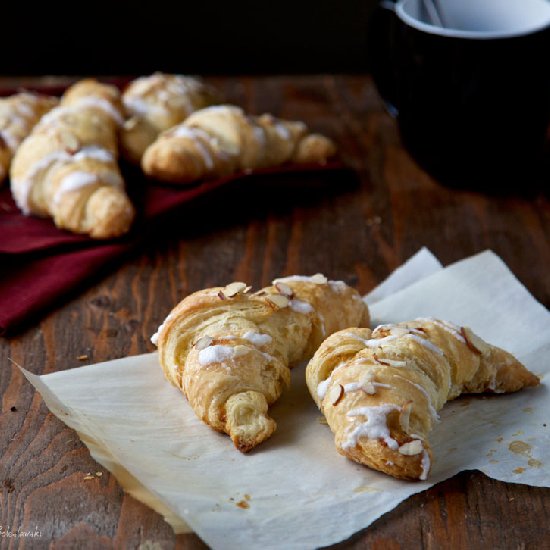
[141,105,337,184]
[153,275,369,452]
[306,319,539,481]
[10,79,135,239]
[120,73,220,163]
[0,92,58,183]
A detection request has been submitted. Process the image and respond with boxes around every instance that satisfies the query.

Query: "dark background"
[4,0,378,76]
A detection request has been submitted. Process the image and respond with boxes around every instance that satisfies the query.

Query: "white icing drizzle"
[405,333,444,356]
[242,331,272,346]
[150,311,175,345]
[273,275,325,284]
[0,129,19,152]
[274,123,290,140]
[14,101,35,118]
[53,172,98,206]
[73,146,114,163]
[198,345,235,365]
[171,126,214,169]
[328,280,347,292]
[420,450,430,480]
[343,404,400,451]
[317,377,331,400]
[123,96,150,115]
[289,299,314,314]
[317,311,326,336]
[253,125,267,149]
[415,317,466,344]
[73,97,124,125]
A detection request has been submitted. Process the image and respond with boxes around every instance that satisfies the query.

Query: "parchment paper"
[21,249,550,549]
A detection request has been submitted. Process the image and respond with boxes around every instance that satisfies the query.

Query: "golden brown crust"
[10,79,134,239]
[154,276,369,452]
[120,73,221,164]
[306,319,539,481]
[141,105,337,184]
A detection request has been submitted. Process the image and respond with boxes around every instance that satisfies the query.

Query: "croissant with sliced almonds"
[0,92,59,183]
[10,79,135,239]
[120,72,221,163]
[152,275,369,452]
[306,319,539,480]
[141,104,337,184]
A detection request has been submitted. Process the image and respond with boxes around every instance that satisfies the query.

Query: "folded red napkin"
[0,162,350,335]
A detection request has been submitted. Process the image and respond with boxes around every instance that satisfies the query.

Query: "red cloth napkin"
[0,162,350,335]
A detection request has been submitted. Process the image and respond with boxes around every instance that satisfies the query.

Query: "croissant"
[306,319,539,480]
[120,73,221,163]
[153,275,369,452]
[10,79,135,239]
[141,105,337,184]
[0,92,58,183]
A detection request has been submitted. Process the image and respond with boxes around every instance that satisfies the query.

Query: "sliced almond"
[59,131,80,153]
[311,273,328,284]
[399,401,413,432]
[123,116,139,130]
[328,384,344,406]
[461,327,490,355]
[274,282,294,298]
[398,439,423,456]
[266,294,289,309]
[223,281,247,298]
[195,335,213,350]
[233,345,250,357]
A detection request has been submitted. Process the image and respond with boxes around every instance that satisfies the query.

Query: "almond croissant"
[10,79,135,239]
[0,92,58,183]
[153,275,369,452]
[306,319,539,480]
[120,72,221,163]
[141,105,337,184]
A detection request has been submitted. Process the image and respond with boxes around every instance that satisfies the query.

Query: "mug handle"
[367,1,401,117]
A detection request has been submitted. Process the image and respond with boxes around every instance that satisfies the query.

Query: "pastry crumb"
[77,354,89,361]
[236,500,250,509]
[513,467,525,474]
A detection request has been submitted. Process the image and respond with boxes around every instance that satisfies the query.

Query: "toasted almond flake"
[60,131,79,152]
[195,335,213,350]
[399,401,413,432]
[373,354,389,366]
[77,354,88,361]
[83,474,95,481]
[461,327,489,355]
[399,439,423,456]
[311,273,328,284]
[274,282,294,297]
[266,294,289,309]
[123,116,139,130]
[233,345,250,357]
[223,281,247,298]
[95,471,103,477]
[329,384,344,406]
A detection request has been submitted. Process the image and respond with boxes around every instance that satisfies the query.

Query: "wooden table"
[1,75,549,549]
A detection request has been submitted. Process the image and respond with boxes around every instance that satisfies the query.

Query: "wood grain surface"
[1,75,550,549]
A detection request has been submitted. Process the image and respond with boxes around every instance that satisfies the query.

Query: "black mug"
[369,0,550,187]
